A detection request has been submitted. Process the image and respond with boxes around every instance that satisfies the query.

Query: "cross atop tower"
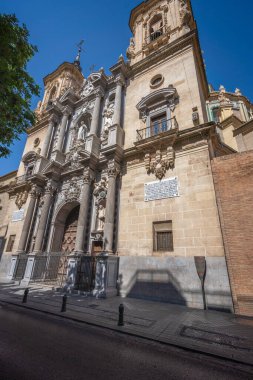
[74,40,84,71]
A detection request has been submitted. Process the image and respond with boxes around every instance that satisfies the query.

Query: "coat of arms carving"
[145,148,175,180]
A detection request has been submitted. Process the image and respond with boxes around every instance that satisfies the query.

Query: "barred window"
[153,222,173,252]
[6,235,16,252]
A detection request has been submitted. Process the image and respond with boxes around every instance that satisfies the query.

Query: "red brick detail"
[211,150,253,316]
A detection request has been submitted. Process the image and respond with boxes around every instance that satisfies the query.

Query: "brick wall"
[212,151,253,316]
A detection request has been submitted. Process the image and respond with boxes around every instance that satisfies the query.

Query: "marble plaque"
[144,177,179,202]
[12,209,25,222]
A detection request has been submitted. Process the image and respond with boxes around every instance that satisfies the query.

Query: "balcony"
[145,25,165,45]
[15,173,33,185]
[137,116,178,142]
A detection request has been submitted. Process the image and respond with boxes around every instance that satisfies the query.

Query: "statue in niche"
[101,103,114,144]
[97,204,106,231]
[126,37,136,59]
[179,0,192,29]
[77,121,88,141]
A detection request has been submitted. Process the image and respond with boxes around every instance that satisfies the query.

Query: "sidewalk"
[0,281,253,367]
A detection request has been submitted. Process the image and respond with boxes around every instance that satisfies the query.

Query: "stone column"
[56,107,71,152]
[41,116,57,158]
[113,78,124,126]
[17,185,40,254]
[104,160,120,253]
[33,180,56,253]
[90,90,103,136]
[74,169,93,254]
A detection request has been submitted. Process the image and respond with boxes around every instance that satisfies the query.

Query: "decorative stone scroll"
[144,177,179,202]
[63,177,81,202]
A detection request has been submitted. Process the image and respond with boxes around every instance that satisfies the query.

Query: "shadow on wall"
[118,269,233,312]
[118,269,187,306]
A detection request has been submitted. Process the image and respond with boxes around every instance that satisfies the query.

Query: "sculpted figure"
[97,204,106,232]
[77,121,88,141]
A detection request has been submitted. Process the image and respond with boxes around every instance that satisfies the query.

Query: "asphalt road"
[0,302,252,380]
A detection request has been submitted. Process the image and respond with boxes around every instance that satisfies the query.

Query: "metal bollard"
[22,288,29,303]
[118,303,124,326]
[61,294,67,312]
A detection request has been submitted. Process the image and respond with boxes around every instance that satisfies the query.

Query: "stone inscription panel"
[144,177,179,202]
[12,209,25,222]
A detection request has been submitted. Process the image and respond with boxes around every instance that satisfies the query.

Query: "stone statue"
[97,204,105,231]
[126,37,135,59]
[77,121,88,141]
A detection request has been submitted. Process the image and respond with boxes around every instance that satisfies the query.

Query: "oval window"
[150,74,164,89]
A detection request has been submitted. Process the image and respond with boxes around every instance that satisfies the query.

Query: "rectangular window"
[6,235,16,252]
[151,113,167,136]
[153,221,173,252]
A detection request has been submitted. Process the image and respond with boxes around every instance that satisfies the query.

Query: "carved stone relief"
[126,37,136,60]
[145,148,175,180]
[101,103,115,145]
[15,190,29,210]
[179,0,192,31]
[93,177,108,233]
[63,177,81,202]
[81,80,94,98]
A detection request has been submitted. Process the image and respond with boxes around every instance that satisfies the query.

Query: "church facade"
[2,0,252,311]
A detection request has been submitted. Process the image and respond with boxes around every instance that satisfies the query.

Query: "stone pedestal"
[50,149,66,164]
[108,124,124,147]
[20,255,36,286]
[7,255,18,280]
[63,255,79,292]
[93,255,119,298]
[85,135,100,157]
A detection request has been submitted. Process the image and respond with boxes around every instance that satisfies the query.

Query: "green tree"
[0,14,40,157]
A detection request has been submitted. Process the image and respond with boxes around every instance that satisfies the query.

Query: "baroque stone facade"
[0,0,252,312]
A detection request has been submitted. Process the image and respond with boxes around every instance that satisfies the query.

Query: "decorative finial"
[74,40,84,71]
[235,88,242,96]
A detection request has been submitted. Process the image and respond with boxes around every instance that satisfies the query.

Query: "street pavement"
[0,281,253,368]
[0,303,253,380]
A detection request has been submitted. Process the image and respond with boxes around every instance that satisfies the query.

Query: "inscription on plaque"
[144,177,179,202]
[12,209,25,222]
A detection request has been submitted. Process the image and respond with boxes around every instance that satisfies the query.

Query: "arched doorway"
[61,205,80,253]
[50,201,80,253]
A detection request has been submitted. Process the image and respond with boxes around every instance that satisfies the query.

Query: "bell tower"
[127,0,196,64]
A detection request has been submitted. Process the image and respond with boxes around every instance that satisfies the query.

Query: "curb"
[1,298,253,370]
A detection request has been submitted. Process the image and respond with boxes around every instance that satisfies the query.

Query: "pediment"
[137,86,178,111]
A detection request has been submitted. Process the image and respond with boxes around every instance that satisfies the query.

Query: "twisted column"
[17,185,41,254]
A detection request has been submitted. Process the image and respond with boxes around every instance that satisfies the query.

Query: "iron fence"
[137,116,178,141]
[13,255,28,280]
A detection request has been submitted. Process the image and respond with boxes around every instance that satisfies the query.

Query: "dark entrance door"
[61,205,80,254]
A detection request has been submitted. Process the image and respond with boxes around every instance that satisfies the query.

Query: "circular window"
[33,138,40,148]
[150,74,164,89]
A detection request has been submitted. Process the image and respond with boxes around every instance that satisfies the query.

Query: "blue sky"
[0,0,252,176]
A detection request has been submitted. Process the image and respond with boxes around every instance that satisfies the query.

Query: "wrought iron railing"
[137,116,178,141]
[145,25,166,44]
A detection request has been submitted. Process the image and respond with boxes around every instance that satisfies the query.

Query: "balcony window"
[149,15,163,42]
[151,113,167,135]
